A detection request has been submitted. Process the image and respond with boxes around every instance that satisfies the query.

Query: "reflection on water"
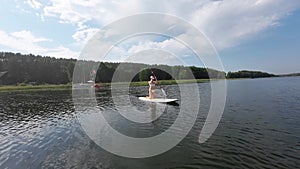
[150,103,157,122]
[0,77,300,168]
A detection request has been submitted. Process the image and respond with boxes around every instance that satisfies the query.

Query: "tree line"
[0,52,276,85]
[0,52,226,85]
[226,70,275,79]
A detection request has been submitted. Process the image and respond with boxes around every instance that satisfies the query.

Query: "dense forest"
[0,52,281,85]
[0,52,226,85]
[277,73,300,77]
[226,70,276,79]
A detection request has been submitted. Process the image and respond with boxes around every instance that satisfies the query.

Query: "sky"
[0,0,300,74]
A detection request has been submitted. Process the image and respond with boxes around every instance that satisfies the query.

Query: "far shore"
[0,84,72,92]
[1,76,296,92]
[0,79,212,92]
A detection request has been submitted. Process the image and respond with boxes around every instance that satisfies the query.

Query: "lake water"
[0,77,299,168]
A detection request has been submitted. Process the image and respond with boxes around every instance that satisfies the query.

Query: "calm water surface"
[0,77,299,168]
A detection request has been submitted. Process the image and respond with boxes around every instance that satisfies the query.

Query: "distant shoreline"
[0,76,299,92]
[0,84,72,92]
[0,79,211,92]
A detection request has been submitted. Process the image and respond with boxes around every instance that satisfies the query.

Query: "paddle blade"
[161,89,167,97]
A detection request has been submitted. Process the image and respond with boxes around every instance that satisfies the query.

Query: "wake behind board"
[139,97,178,103]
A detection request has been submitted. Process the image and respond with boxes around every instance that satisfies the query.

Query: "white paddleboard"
[138,97,178,103]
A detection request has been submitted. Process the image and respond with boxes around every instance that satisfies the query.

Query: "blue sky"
[0,0,300,74]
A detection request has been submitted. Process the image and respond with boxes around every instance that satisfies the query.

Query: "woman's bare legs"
[149,89,155,99]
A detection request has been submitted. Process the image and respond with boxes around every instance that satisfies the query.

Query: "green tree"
[139,68,150,81]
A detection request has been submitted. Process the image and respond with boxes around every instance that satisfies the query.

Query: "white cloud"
[11,30,51,43]
[72,28,100,44]
[43,0,93,24]
[127,38,187,56]
[26,0,42,10]
[0,30,79,59]
[40,0,300,50]
[43,46,79,59]
[95,30,203,66]
[189,0,300,49]
[13,0,300,62]
[125,49,183,66]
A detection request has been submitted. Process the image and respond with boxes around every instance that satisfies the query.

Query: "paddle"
[150,69,167,98]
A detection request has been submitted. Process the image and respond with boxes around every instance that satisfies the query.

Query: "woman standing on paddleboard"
[148,76,156,99]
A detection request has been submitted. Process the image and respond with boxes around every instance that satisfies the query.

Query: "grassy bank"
[0,84,72,92]
[0,79,213,92]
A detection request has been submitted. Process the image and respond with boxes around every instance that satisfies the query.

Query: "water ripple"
[0,77,299,168]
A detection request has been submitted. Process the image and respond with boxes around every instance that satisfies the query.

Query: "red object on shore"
[94,84,100,89]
